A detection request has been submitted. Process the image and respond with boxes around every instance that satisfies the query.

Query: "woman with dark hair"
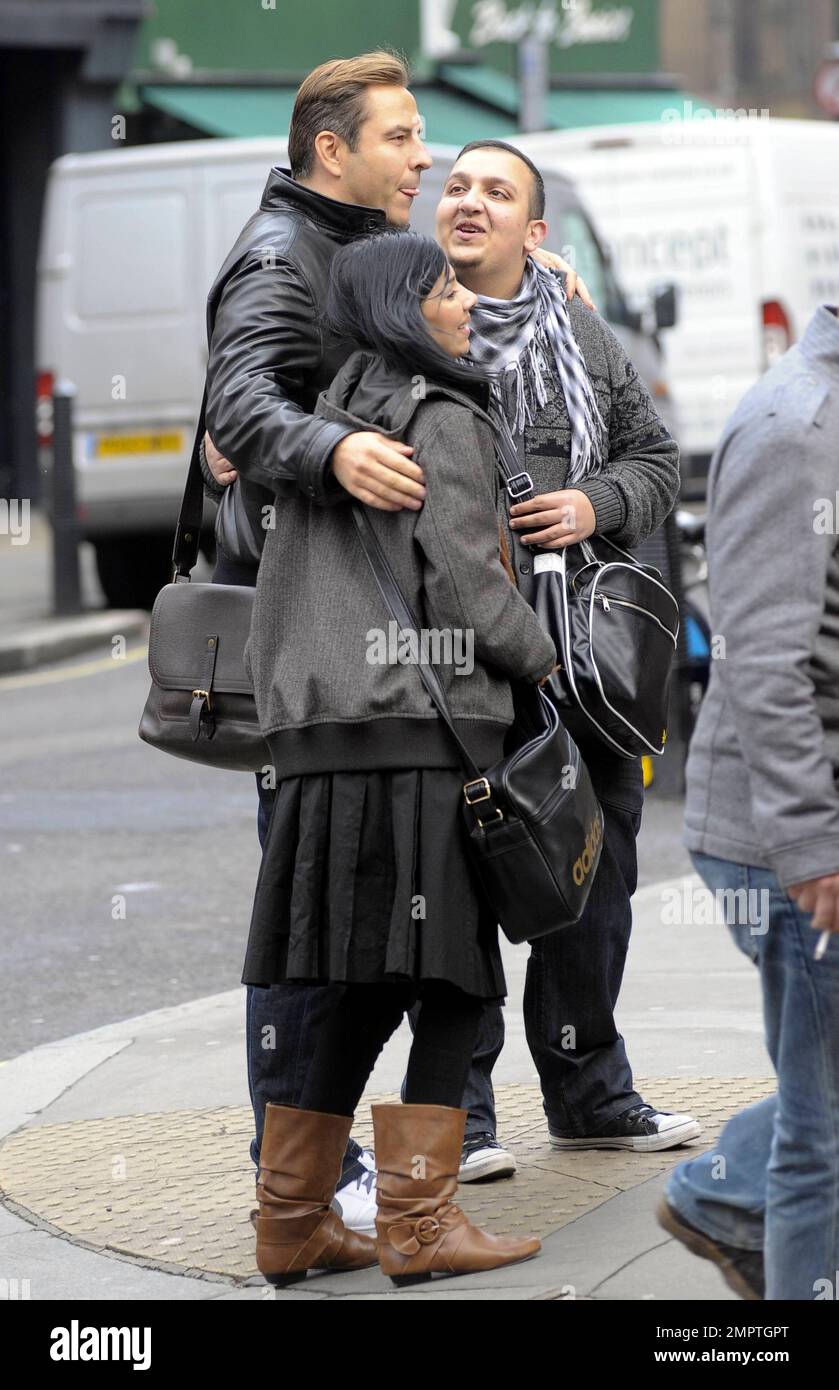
[242,231,558,1287]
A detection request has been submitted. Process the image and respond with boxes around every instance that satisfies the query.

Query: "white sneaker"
[458,1132,517,1182]
[549,1104,702,1153]
[333,1154,377,1235]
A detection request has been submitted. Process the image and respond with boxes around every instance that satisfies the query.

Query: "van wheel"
[93,534,173,611]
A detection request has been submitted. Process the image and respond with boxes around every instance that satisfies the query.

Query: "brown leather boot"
[254,1103,378,1286]
[372,1102,541,1285]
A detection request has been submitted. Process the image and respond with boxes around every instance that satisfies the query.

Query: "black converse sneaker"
[458,1132,517,1182]
[656,1196,765,1300]
[549,1103,702,1153]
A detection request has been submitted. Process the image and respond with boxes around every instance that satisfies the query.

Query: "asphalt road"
[0,636,692,1062]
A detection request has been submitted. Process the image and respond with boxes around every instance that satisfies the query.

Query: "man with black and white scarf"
[434,140,699,1174]
[204,139,698,1182]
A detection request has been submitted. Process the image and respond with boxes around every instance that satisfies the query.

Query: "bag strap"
[350,503,483,783]
[490,415,536,504]
[579,532,664,580]
[171,384,209,582]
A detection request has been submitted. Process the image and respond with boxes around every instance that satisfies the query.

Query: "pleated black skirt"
[241,767,506,1001]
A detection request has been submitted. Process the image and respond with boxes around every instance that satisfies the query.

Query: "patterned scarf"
[466,258,607,486]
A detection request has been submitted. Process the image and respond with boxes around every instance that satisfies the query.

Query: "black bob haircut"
[325,231,493,393]
[453,140,546,221]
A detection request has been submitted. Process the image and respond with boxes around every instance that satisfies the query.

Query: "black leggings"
[298,980,484,1115]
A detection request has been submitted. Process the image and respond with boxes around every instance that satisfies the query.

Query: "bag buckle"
[192,688,212,711]
[476,807,504,827]
[506,471,533,499]
[463,777,492,805]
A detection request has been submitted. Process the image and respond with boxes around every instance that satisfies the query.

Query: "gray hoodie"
[684,306,839,886]
[243,350,557,778]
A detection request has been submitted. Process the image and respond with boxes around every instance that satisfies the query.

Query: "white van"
[36,136,676,607]
[516,117,839,493]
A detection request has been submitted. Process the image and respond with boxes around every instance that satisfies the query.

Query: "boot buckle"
[415,1216,441,1245]
[389,1214,441,1255]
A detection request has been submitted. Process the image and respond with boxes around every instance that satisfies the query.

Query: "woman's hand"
[510,489,597,548]
[537,663,562,688]
[530,248,596,310]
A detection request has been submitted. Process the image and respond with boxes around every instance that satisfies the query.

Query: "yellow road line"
[0,645,149,690]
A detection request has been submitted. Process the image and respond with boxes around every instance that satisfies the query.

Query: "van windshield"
[552,205,626,323]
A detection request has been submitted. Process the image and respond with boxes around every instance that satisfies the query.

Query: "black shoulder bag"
[533,534,679,759]
[138,389,272,773]
[494,434,679,760]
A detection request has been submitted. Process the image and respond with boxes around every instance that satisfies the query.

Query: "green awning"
[439,64,698,130]
[141,85,298,137]
[141,83,517,144]
[415,88,518,144]
[439,64,519,116]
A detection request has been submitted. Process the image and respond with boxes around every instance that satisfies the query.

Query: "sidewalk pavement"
[0,876,775,1302]
[0,508,150,673]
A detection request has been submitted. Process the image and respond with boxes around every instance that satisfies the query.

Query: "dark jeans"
[400,747,645,1136]
[524,791,644,1135]
[246,733,644,1154]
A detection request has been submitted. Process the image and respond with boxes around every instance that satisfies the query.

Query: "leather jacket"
[203,167,388,562]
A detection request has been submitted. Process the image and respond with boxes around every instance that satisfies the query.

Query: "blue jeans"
[666,851,839,1300]
[402,750,646,1138]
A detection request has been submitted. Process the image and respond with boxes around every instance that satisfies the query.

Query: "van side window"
[77,193,186,317]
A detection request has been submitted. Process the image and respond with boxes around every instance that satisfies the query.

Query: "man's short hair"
[454,140,546,220]
[288,50,411,179]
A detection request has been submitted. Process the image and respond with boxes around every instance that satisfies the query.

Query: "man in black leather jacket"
[203,61,431,557]
[202,53,442,1224]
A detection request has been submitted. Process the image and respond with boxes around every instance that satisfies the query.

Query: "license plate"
[94,431,185,458]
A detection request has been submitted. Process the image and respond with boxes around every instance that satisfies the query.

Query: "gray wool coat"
[243,350,558,778]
